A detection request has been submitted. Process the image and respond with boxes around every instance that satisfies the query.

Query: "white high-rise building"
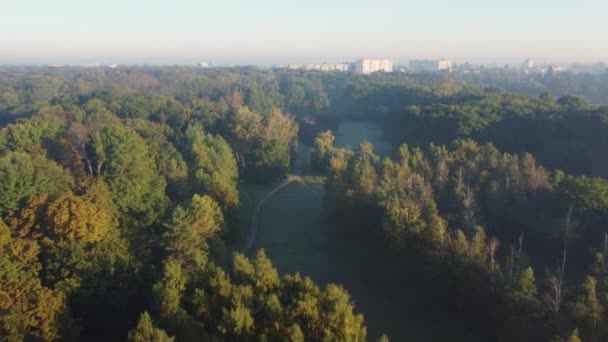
[409,59,453,72]
[354,59,393,74]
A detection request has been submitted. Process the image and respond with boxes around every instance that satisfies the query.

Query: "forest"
[1,65,608,341]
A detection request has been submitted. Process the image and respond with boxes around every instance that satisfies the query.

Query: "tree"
[93,123,167,229]
[285,323,305,342]
[126,312,175,342]
[311,130,335,172]
[45,192,113,243]
[0,109,65,153]
[0,221,70,341]
[0,151,73,214]
[558,95,588,111]
[127,119,188,187]
[185,123,239,208]
[499,267,543,342]
[511,267,538,299]
[153,259,187,320]
[351,142,379,197]
[220,303,254,336]
[319,284,367,341]
[35,190,131,298]
[224,106,298,183]
[566,328,583,342]
[163,194,223,272]
[377,334,390,342]
[252,249,280,292]
[571,276,604,329]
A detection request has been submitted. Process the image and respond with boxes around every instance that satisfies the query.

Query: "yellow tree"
[0,220,68,341]
[46,192,113,243]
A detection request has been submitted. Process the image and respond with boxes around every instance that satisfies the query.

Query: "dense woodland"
[1,66,608,341]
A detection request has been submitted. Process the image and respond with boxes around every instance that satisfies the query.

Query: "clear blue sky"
[1,0,607,65]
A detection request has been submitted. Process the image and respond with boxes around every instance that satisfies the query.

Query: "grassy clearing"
[334,120,393,157]
[248,181,477,342]
[228,180,283,250]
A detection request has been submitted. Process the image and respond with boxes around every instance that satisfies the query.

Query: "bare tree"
[545,204,573,318]
[506,232,524,287]
[67,123,94,175]
[507,246,515,287]
[545,248,567,318]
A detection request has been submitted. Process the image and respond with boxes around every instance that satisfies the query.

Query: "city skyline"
[2,0,608,65]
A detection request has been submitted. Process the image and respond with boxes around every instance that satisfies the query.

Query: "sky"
[1,0,607,65]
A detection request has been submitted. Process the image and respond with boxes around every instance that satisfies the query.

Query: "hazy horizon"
[2,0,608,66]
[1,56,607,68]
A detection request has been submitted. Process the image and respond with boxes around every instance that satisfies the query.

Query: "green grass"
[228,180,283,250]
[334,120,393,156]
[247,181,480,342]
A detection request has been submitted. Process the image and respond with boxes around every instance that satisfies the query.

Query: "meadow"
[334,120,393,157]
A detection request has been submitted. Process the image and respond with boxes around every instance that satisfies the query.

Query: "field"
[228,181,282,251]
[245,180,478,341]
[334,120,393,156]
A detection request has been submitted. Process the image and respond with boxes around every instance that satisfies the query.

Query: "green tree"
[127,119,188,187]
[571,276,604,328]
[126,312,175,342]
[0,108,66,153]
[511,267,538,299]
[224,106,298,183]
[351,142,379,197]
[220,303,254,336]
[0,151,73,214]
[284,323,304,342]
[319,284,367,341]
[153,259,187,320]
[93,123,167,228]
[185,123,239,207]
[311,130,335,172]
[163,194,223,272]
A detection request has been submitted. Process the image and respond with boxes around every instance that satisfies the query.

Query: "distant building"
[543,65,567,75]
[522,59,535,70]
[354,59,393,74]
[108,64,119,69]
[409,59,452,72]
[287,63,351,72]
[199,62,211,68]
[287,59,393,74]
[454,62,482,74]
[320,63,351,72]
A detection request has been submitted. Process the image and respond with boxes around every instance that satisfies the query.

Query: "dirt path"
[242,175,319,253]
